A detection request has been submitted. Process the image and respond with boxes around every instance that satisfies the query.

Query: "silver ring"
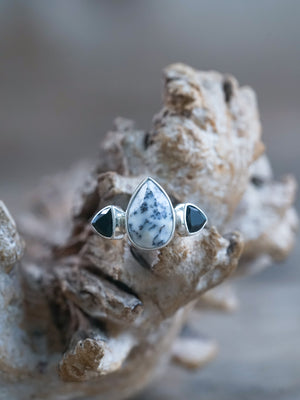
[91,177,207,250]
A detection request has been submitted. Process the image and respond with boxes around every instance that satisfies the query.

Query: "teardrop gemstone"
[91,206,113,238]
[127,178,175,249]
[186,205,207,233]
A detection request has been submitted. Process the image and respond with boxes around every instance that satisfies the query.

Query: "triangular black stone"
[92,207,113,238]
[186,205,207,233]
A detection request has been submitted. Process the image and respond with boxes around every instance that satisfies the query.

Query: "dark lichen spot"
[251,176,265,188]
[144,132,157,149]
[144,132,151,149]
[182,109,192,118]
[223,79,233,103]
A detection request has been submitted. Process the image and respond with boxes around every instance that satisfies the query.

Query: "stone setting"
[91,178,208,248]
[126,177,175,250]
[186,204,207,234]
[91,206,113,238]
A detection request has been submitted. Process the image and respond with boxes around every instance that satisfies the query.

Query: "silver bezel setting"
[175,202,207,236]
[91,205,125,240]
[125,177,176,251]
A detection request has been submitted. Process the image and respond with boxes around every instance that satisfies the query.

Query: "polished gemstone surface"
[92,207,113,238]
[127,178,174,249]
[186,205,207,233]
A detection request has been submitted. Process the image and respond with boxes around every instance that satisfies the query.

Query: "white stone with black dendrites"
[126,178,175,250]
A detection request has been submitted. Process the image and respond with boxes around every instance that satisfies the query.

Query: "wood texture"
[0,64,297,400]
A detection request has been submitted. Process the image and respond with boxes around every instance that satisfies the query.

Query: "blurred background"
[0,1,299,399]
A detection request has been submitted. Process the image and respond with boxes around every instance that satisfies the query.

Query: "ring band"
[91,177,207,250]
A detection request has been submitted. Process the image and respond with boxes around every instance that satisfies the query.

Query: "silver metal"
[113,206,126,239]
[175,203,207,236]
[91,177,207,250]
[125,177,176,250]
[175,203,187,236]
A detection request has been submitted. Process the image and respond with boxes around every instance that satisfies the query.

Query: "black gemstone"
[92,208,113,238]
[186,205,207,233]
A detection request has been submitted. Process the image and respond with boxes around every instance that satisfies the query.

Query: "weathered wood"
[0,63,297,400]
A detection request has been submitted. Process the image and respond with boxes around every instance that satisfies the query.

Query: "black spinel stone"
[186,205,207,233]
[92,208,113,238]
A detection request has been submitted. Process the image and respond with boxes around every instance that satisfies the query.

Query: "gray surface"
[0,1,300,200]
[0,2,299,399]
[135,255,300,400]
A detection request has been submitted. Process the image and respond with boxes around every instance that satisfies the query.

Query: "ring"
[91,177,207,250]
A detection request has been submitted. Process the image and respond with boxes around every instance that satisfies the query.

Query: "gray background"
[0,1,299,399]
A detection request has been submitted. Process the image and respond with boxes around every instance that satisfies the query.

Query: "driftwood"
[0,63,297,400]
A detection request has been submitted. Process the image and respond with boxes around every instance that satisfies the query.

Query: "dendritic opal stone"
[127,178,175,249]
[91,206,113,238]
